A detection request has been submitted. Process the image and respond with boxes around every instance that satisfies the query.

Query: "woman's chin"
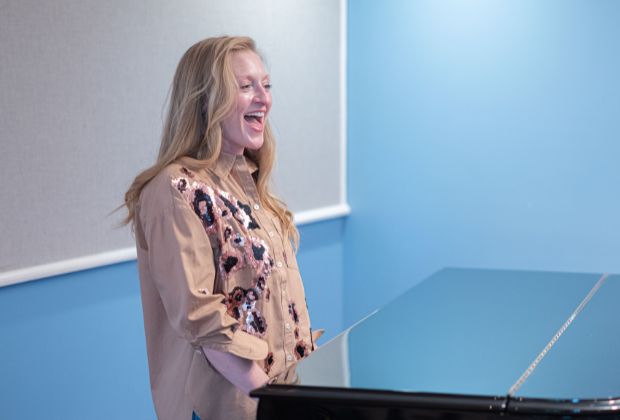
[245,137,264,151]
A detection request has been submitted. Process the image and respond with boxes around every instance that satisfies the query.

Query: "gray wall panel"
[0,0,344,278]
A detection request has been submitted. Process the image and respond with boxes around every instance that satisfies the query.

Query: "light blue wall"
[345,0,620,324]
[0,262,155,419]
[0,219,343,419]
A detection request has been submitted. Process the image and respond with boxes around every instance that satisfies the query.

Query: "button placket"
[233,159,260,204]
[278,274,294,358]
[230,156,301,372]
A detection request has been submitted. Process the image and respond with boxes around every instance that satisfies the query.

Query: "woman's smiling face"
[220,50,272,155]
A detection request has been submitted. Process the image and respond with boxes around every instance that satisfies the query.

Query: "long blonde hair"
[123,36,298,247]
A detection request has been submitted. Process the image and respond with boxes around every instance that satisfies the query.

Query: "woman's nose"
[253,85,270,103]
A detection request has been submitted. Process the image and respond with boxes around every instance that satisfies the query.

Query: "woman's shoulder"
[139,163,189,209]
[139,160,215,210]
[142,162,183,194]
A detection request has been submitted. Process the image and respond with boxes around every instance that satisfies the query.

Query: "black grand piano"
[252,268,620,419]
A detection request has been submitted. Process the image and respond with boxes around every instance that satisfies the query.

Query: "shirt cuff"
[203,329,269,361]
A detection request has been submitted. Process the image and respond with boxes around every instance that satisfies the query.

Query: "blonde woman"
[124,36,318,420]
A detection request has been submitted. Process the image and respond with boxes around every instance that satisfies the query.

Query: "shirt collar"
[212,151,258,178]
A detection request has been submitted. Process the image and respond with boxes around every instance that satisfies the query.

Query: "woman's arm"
[203,347,270,395]
[137,180,268,360]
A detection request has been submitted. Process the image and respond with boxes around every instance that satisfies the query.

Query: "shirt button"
[253,204,260,210]
[286,354,293,362]
[269,231,275,237]
[276,261,283,268]
[285,323,291,330]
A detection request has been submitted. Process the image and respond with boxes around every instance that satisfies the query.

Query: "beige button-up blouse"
[134,152,315,420]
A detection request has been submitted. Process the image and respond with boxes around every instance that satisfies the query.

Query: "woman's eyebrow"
[235,76,271,85]
[236,74,266,81]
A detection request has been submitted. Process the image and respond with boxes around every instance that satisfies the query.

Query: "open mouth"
[244,111,265,131]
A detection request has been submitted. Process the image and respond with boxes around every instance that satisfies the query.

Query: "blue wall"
[0,262,155,419]
[345,0,620,325]
[0,219,344,419]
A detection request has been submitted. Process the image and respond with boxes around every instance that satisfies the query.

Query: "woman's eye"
[240,84,251,90]
[264,83,272,90]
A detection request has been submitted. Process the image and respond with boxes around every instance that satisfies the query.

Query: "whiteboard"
[0,0,348,286]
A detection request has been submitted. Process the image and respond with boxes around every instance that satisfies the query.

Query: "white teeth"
[245,112,264,117]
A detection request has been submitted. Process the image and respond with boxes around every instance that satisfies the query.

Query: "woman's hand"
[203,347,269,395]
[312,328,325,349]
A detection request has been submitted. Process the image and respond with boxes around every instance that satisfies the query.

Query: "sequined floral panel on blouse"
[172,167,274,338]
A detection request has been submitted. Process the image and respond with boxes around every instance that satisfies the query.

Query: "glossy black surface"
[254,386,509,420]
[253,386,620,419]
